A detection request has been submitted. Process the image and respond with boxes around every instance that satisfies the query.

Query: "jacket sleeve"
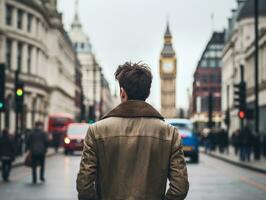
[76,126,99,200]
[165,128,189,200]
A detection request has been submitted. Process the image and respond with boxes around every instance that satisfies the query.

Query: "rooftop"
[237,0,266,21]
[161,22,176,57]
[68,0,90,43]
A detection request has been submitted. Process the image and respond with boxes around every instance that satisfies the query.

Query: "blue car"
[166,118,199,163]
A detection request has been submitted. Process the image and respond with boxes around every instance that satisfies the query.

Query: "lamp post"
[254,0,259,134]
[254,0,260,160]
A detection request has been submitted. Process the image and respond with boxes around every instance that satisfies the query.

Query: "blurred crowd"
[199,127,266,162]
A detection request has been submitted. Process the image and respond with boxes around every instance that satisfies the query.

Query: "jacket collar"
[102,100,164,120]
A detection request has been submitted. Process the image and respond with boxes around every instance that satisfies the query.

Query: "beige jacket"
[77,100,189,200]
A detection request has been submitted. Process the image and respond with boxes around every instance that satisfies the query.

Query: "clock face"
[162,61,174,73]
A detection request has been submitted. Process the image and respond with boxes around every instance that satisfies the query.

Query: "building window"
[5,4,13,26]
[27,46,32,73]
[27,13,32,32]
[209,50,216,58]
[17,42,23,71]
[201,75,208,83]
[17,9,23,29]
[210,74,216,83]
[6,39,12,69]
[209,60,216,67]
[201,60,207,67]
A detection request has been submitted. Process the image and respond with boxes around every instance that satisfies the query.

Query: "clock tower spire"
[159,22,177,118]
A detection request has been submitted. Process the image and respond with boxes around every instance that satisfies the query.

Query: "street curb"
[203,151,266,174]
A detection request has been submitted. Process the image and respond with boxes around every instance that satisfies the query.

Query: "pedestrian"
[239,126,252,162]
[0,129,16,182]
[27,121,48,184]
[218,129,224,153]
[223,129,229,154]
[52,130,61,152]
[218,128,229,154]
[76,62,189,200]
[252,134,261,160]
[231,130,240,155]
[204,128,211,153]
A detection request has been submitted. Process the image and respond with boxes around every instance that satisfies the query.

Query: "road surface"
[0,153,265,200]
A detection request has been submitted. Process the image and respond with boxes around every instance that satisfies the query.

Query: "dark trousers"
[31,154,45,183]
[1,160,12,181]
[240,146,251,162]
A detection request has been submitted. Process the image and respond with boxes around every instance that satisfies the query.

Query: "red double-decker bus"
[48,113,74,151]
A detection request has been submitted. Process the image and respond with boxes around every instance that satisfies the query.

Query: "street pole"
[208,92,213,129]
[99,71,103,118]
[15,69,19,139]
[254,0,260,160]
[93,62,96,121]
[254,0,259,134]
[240,65,244,131]
[226,85,230,132]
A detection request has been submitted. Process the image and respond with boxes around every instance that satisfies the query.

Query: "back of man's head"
[115,62,152,101]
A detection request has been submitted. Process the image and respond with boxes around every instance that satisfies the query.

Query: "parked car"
[166,118,199,163]
[64,123,89,155]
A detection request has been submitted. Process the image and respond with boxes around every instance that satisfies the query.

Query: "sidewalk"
[202,146,266,174]
[0,148,56,169]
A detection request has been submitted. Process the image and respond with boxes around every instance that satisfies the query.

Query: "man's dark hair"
[115,62,152,101]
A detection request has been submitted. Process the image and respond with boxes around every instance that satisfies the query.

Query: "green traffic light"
[88,120,95,124]
[16,88,23,96]
[0,102,3,109]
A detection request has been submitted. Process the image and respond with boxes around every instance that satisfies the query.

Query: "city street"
[1,0,266,199]
[0,153,265,200]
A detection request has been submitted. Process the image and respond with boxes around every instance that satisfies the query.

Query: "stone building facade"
[221,0,266,135]
[68,0,116,121]
[68,1,102,121]
[0,0,82,133]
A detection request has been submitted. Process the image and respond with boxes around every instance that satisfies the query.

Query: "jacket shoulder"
[90,117,178,141]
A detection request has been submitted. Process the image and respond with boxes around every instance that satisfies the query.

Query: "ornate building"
[159,23,177,118]
[68,0,116,120]
[0,0,82,133]
[222,0,266,135]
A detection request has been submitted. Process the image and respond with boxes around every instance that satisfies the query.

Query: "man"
[77,62,189,200]
[27,121,48,184]
[0,129,15,182]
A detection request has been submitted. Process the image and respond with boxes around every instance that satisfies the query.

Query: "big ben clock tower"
[160,23,177,118]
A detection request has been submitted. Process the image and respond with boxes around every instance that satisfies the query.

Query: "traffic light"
[0,64,6,112]
[15,82,24,113]
[238,110,246,119]
[234,82,246,119]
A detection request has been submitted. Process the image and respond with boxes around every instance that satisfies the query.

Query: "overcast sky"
[58,0,237,110]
